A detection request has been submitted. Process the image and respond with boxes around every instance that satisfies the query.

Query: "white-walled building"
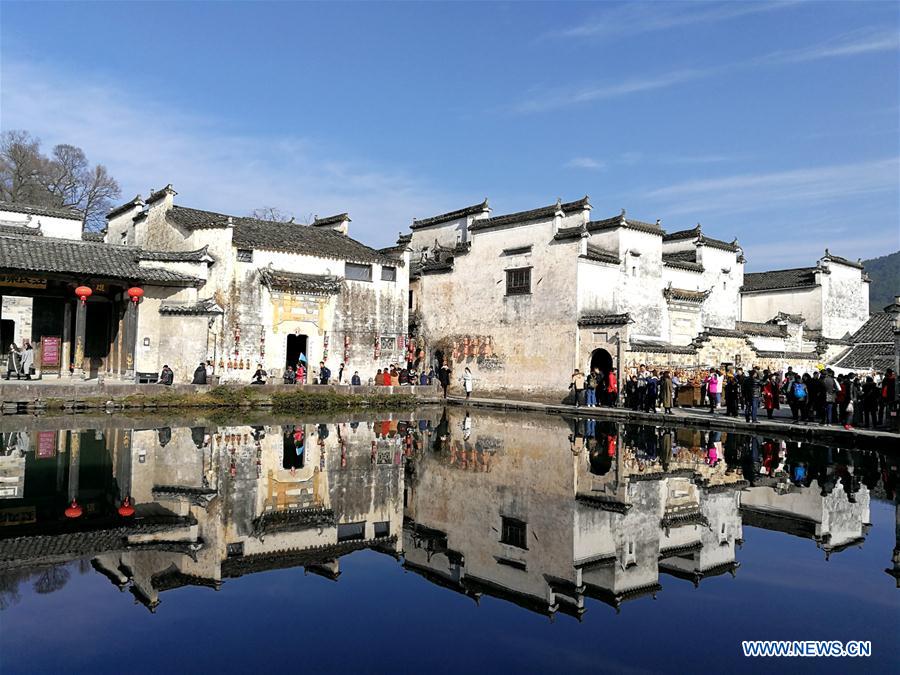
[106,185,409,382]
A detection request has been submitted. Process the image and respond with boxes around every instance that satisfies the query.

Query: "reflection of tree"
[0,569,30,610]
[33,566,71,595]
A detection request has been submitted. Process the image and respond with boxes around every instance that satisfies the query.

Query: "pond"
[1,408,897,673]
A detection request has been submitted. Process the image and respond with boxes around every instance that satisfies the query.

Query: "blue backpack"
[792,382,807,400]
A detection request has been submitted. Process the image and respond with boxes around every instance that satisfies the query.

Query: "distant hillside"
[863,251,900,310]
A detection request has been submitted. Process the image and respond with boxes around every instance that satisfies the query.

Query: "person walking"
[762,375,777,419]
[4,344,22,380]
[645,370,659,413]
[786,373,807,423]
[438,361,451,398]
[462,367,474,400]
[607,369,618,407]
[821,368,839,425]
[20,341,34,380]
[318,361,331,385]
[351,370,361,385]
[724,373,739,416]
[571,369,585,408]
[862,376,879,428]
[880,368,896,426]
[660,371,674,414]
[744,367,762,423]
[191,361,208,384]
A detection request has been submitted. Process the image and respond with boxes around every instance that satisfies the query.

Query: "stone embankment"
[0,382,438,415]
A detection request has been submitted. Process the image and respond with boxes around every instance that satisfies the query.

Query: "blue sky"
[1,0,898,269]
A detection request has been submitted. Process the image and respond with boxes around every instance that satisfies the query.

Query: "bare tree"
[0,130,121,231]
[248,206,294,223]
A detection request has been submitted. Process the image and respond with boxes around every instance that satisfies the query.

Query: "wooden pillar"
[123,298,138,381]
[61,300,72,378]
[72,299,86,379]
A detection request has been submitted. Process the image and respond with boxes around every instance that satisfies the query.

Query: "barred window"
[237,248,253,262]
[500,516,527,549]
[381,265,397,281]
[380,336,396,351]
[346,263,372,282]
[505,267,531,296]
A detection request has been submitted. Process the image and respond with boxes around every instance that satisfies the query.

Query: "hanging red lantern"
[75,286,93,304]
[127,287,144,303]
[117,496,135,517]
[64,499,83,519]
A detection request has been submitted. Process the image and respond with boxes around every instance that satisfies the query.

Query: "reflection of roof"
[463,574,557,617]
[151,566,221,592]
[660,509,708,529]
[250,506,336,537]
[576,494,631,514]
[660,560,740,584]
[0,200,83,220]
[221,536,397,578]
[0,233,204,286]
[740,506,818,539]
[742,267,818,292]
[259,268,343,295]
[583,581,662,610]
[412,200,490,229]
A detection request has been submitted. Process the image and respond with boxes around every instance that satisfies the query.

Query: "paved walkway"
[444,395,899,449]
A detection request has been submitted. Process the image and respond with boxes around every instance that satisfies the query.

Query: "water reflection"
[0,409,897,618]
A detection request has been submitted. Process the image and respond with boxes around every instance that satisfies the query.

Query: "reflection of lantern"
[127,287,144,303]
[75,286,92,304]
[118,496,135,517]
[64,499,83,519]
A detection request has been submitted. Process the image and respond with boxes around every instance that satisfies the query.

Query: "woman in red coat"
[763,376,777,419]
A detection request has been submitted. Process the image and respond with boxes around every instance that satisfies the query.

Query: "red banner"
[37,431,57,459]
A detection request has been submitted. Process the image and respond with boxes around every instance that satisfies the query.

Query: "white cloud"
[757,27,900,64]
[0,61,461,247]
[548,0,798,40]
[643,157,900,217]
[565,157,606,170]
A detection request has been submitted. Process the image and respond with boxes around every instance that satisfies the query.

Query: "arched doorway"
[590,347,613,374]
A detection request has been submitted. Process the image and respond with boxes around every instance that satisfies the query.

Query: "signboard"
[0,274,47,289]
[41,336,61,372]
[36,431,57,459]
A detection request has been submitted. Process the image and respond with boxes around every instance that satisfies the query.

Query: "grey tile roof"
[0,200,83,220]
[106,195,144,219]
[553,225,585,240]
[469,197,590,231]
[412,200,490,229]
[581,244,620,265]
[81,231,105,242]
[259,268,343,295]
[0,223,42,237]
[823,250,864,270]
[832,312,896,369]
[663,249,704,272]
[587,211,663,236]
[411,258,454,277]
[663,225,701,241]
[0,232,203,286]
[742,267,818,292]
[313,213,351,226]
[629,339,696,354]
[167,205,393,264]
[139,246,213,262]
[662,224,739,252]
[754,350,819,360]
[159,298,223,315]
[768,312,805,324]
[664,287,710,303]
[578,312,631,326]
[735,321,787,337]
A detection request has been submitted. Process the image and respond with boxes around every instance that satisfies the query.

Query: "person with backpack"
[318,361,331,385]
[585,368,599,407]
[787,373,808,423]
[821,368,840,425]
[570,369,585,408]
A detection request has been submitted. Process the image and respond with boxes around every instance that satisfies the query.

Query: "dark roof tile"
[469,197,590,231]
[833,312,896,369]
[742,267,819,292]
[159,298,223,315]
[581,244,620,265]
[578,312,631,326]
[313,213,350,227]
[412,200,490,229]
[735,321,787,337]
[139,246,213,263]
[259,268,343,295]
[664,287,710,303]
[0,200,83,220]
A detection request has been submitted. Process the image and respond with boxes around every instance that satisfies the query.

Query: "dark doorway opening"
[590,348,614,374]
[0,319,14,352]
[286,334,308,371]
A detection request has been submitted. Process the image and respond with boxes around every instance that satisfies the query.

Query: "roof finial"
[655,218,661,226]
[825,247,830,256]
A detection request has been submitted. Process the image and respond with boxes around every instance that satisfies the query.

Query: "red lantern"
[75,286,93,304]
[127,287,144,303]
[64,499,83,519]
[117,496,135,517]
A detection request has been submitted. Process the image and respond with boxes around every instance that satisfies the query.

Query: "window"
[237,248,253,262]
[374,521,390,538]
[505,267,531,296]
[408,290,414,310]
[227,542,244,558]
[631,266,637,277]
[380,336,396,351]
[381,265,397,281]
[500,516,527,549]
[346,263,372,281]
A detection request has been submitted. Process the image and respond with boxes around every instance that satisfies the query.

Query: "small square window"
[237,248,253,262]
[381,266,397,281]
[338,521,366,542]
[505,267,531,296]
[500,516,527,549]
[346,263,372,282]
[380,336,396,351]
[374,521,390,538]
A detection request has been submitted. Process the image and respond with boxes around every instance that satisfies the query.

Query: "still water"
[0,408,897,673]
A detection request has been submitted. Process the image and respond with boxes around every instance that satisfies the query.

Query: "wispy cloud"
[756,27,900,64]
[0,61,461,246]
[644,157,900,216]
[511,68,714,113]
[547,0,797,40]
[564,157,606,170]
